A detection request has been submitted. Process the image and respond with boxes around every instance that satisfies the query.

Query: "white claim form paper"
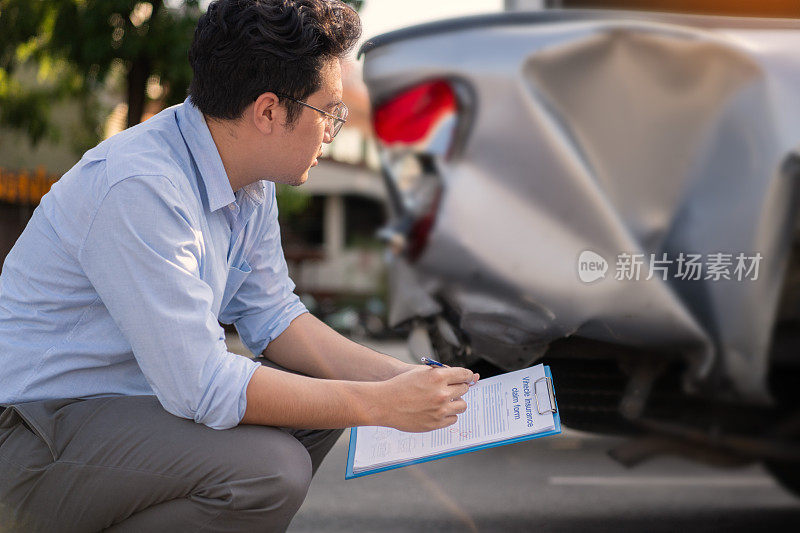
[346,363,561,479]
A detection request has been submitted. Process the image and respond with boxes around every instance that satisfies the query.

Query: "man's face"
[268,58,343,186]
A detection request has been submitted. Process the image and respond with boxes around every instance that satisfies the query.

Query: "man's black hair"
[188,0,361,126]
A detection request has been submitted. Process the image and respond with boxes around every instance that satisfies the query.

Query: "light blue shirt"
[0,97,308,429]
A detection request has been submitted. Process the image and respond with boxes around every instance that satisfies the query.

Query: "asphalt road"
[279,338,800,533]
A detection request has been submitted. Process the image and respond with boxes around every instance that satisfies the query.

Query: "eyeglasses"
[275,93,348,139]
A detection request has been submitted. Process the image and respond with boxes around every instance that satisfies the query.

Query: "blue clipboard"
[345,365,561,479]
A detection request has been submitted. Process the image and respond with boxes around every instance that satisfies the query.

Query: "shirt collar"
[244,179,268,204]
[176,96,236,212]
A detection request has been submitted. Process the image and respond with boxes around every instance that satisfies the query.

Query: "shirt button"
[228,204,235,211]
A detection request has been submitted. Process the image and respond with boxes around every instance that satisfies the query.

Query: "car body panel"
[361,11,800,404]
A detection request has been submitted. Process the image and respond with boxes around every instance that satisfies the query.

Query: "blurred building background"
[540,0,800,18]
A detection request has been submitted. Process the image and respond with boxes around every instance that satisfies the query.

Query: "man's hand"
[243,313,481,431]
[370,366,480,433]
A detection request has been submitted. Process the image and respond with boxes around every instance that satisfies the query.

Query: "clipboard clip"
[534,376,556,415]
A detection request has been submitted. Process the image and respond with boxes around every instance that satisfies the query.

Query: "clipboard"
[345,364,560,479]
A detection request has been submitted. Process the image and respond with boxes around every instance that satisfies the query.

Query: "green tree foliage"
[276,183,312,220]
[0,0,201,148]
[0,0,364,151]
[0,1,57,144]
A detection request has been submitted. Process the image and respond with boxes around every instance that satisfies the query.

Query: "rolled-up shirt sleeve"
[219,187,308,356]
[78,174,260,430]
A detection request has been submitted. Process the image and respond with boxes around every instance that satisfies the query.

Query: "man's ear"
[252,92,281,135]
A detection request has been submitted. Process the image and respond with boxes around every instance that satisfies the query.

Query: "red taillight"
[373,80,457,145]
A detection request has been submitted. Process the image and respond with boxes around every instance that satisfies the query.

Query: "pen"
[421,357,476,385]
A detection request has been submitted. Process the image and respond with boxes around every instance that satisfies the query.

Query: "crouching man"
[0,1,478,531]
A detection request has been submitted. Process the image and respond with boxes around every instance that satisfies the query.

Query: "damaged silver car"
[360,10,800,494]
